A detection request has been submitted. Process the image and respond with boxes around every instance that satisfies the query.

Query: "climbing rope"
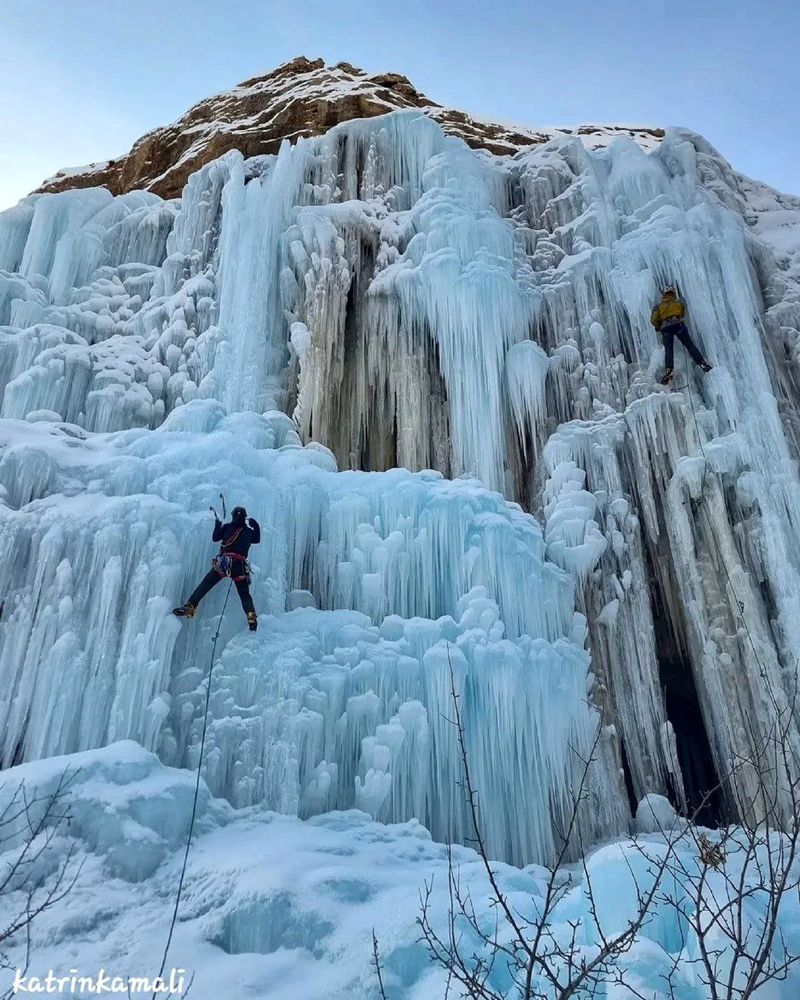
[683,373,782,715]
[152,577,234,995]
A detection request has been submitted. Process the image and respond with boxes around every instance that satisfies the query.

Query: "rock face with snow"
[2,58,800,996]
[36,56,666,200]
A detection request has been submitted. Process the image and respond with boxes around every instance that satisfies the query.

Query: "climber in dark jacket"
[173,506,261,631]
[651,286,712,385]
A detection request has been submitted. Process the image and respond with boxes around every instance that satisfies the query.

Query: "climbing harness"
[153,576,234,994]
[212,524,252,583]
[211,552,252,582]
[212,553,235,577]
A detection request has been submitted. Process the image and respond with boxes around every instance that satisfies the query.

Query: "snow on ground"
[0,400,612,867]
[2,743,798,1000]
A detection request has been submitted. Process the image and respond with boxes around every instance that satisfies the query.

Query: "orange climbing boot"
[661,368,674,386]
[247,611,258,632]
[172,603,196,619]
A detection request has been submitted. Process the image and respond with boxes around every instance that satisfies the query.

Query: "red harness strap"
[216,526,251,581]
[221,526,244,549]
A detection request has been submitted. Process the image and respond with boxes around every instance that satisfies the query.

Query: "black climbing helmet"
[662,285,677,297]
[231,506,247,523]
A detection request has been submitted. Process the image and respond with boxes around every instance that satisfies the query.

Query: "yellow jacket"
[651,297,685,331]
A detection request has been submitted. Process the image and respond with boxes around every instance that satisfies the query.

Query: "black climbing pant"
[662,321,706,370]
[188,569,255,617]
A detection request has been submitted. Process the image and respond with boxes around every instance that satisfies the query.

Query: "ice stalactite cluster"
[1,106,800,868]
[197,594,597,866]
[0,399,602,863]
[0,165,222,434]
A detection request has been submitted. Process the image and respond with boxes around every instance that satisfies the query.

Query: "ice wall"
[1,107,800,857]
[0,400,610,863]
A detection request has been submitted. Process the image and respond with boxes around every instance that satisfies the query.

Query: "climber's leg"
[189,570,223,607]
[676,323,711,370]
[173,569,221,617]
[662,327,676,370]
[661,326,676,383]
[234,576,258,631]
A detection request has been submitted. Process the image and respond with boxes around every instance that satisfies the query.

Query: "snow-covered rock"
[35,56,666,200]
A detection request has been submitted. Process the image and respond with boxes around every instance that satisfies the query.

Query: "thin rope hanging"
[152,577,234,996]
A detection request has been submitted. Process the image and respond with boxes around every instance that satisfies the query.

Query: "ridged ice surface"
[1,107,800,871]
[0,401,599,863]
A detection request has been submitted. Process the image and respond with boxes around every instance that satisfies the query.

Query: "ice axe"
[209,493,228,521]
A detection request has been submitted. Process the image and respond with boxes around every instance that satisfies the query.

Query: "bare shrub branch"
[0,769,82,1000]
[375,642,800,1000]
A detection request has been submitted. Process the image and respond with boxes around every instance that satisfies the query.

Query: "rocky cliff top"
[37,56,666,200]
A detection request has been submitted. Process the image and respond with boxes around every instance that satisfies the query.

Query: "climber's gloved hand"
[247,517,258,529]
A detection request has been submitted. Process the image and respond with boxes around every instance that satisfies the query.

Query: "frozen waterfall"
[1,108,800,865]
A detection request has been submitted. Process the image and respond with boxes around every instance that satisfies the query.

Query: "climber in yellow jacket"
[651,286,712,385]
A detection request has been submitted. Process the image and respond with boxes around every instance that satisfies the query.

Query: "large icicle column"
[1,99,800,864]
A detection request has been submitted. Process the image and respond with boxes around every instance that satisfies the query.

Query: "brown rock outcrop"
[37,56,665,200]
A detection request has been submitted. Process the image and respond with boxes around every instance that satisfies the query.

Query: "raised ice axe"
[209,493,227,521]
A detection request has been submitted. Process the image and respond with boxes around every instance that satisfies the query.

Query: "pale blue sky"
[1,0,798,210]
